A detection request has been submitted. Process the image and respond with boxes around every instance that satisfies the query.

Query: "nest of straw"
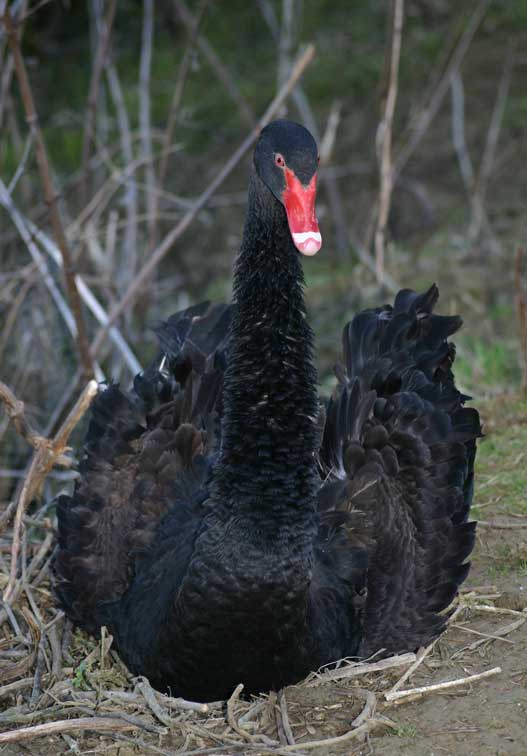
[3,510,524,754]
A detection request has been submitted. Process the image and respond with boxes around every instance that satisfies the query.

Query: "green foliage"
[72,659,91,690]
[393,724,418,738]
[488,545,527,578]
[455,335,520,395]
[474,395,527,519]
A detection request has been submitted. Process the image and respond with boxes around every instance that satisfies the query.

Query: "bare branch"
[277,0,294,93]
[0,265,36,362]
[80,0,118,206]
[394,0,491,179]
[0,178,106,380]
[3,8,94,380]
[0,50,14,130]
[468,43,515,243]
[3,380,98,604]
[0,381,41,450]
[374,0,404,284]
[158,0,208,193]
[150,1,208,260]
[6,127,33,193]
[450,71,475,191]
[0,716,155,745]
[140,0,156,247]
[384,666,501,703]
[29,216,141,375]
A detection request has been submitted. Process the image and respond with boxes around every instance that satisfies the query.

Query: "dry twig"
[158,0,208,198]
[139,0,156,250]
[374,0,404,284]
[0,716,162,745]
[468,43,515,244]
[384,666,501,703]
[227,684,254,742]
[80,0,118,205]
[394,0,491,178]
[306,652,416,686]
[150,0,208,261]
[2,9,94,380]
[2,380,98,603]
[282,716,396,752]
[277,689,295,745]
[0,382,42,451]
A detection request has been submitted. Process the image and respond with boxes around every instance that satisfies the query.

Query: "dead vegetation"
[0,540,525,755]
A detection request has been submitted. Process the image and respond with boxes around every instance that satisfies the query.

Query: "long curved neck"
[214,171,319,517]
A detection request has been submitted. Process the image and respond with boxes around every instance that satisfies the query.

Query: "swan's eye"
[275,153,285,168]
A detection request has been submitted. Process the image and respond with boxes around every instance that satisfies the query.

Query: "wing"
[53,302,231,634]
[315,285,480,657]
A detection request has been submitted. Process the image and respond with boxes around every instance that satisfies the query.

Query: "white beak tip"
[292,231,322,256]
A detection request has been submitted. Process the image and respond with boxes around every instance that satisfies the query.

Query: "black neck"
[213,171,319,516]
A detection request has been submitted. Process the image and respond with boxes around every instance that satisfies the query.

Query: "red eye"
[275,153,285,168]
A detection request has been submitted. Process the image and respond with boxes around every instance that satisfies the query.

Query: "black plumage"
[54,120,480,702]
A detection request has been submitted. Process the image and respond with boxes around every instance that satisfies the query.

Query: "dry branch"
[282,717,396,752]
[0,265,36,362]
[90,43,316,360]
[468,43,515,243]
[151,0,208,260]
[227,684,254,742]
[158,0,208,194]
[0,381,41,450]
[27,200,141,374]
[3,380,98,604]
[0,179,79,345]
[105,61,139,295]
[384,666,501,703]
[80,0,118,206]
[0,716,156,745]
[450,71,475,191]
[394,0,492,178]
[277,689,295,746]
[451,617,525,658]
[2,9,94,380]
[0,180,138,377]
[374,0,404,284]
[140,0,155,248]
[306,652,416,686]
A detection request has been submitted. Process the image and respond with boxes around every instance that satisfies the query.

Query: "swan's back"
[315,285,480,657]
[54,303,231,635]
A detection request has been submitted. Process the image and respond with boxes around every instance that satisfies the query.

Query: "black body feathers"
[54,121,479,702]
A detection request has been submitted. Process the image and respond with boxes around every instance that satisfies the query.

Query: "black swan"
[54,120,480,702]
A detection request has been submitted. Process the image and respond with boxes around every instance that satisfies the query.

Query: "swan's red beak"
[282,169,321,256]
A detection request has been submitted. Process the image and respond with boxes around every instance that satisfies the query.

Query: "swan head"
[254,120,321,256]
